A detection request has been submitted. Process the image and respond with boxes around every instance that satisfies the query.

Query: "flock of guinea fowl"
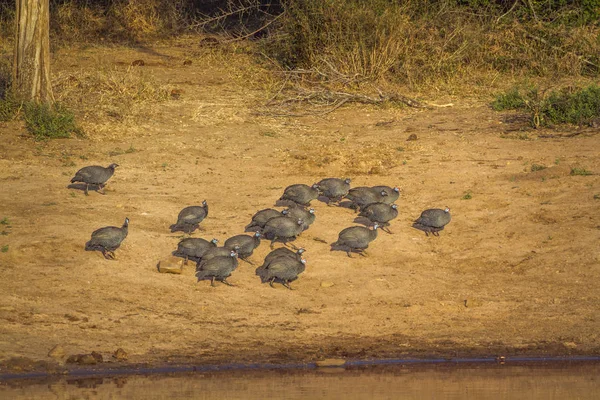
[71,163,452,289]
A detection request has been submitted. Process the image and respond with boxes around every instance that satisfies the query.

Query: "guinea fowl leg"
[241,257,254,266]
[97,184,106,195]
[269,278,276,288]
[283,281,294,290]
[358,249,369,257]
[270,239,276,249]
[84,184,89,196]
[210,277,216,287]
[381,225,393,234]
[102,249,115,260]
[221,278,235,287]
[346,250,353,258]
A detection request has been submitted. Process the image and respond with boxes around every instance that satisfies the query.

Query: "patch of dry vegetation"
[51,63,172,133]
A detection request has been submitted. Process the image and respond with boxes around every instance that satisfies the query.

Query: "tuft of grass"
[0,98,20,122]
[531,164,547,172]
[1,245,8,253]
[0,217,9,225]
[23,102,84,140]
[570,167,593,176]
[461,191,472,200]
[593,194,600,200]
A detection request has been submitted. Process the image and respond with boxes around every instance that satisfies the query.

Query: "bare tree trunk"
[13,0,54,103]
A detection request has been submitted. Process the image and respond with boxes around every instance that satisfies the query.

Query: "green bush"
[492,84,600,126]
[23,102,84,140]
[543,85,600,125]
[492,87,526,111]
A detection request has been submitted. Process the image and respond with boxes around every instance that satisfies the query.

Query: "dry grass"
[51,62,172,135]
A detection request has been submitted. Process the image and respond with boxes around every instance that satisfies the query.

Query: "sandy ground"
[0,42,599,374]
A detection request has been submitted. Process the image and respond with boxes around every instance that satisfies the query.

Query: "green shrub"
[23,102,84,140]
[492,87,526,111]
[542,85,600,125]
[492,84,600,126]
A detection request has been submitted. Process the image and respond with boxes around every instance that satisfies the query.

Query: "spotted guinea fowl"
[200,245,240,262]
[261,247,305,268]
[245,208,284,232]
[256,256,306,289]
[262,216,305,249]
[371,186,400,204]
[85,217,129,259]
[413,207,451,236]
[70,163,118,195]
[315,178,351,205]
[331,224,379,257]
[278,184,319,207]
[359,203,398,233]
[172,237,218,264]
[282,205,315,231]
[195,250,238,287]
[170,201,208,234]
[224,232,261,265]
[345,187,388,212]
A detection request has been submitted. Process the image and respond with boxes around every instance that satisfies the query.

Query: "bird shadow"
[67,183,102,193]
[412,223,441,236]
[275,199,302,208]
[352,216,373,227]
[337,200,358,211]
[329,244,366,257]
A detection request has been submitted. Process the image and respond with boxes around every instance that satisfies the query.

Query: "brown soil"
[1,41,599,374]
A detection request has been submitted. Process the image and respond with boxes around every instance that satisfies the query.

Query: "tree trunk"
[13,0,54,103]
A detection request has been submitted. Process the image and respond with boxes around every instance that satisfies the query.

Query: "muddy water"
[2,363,599,399]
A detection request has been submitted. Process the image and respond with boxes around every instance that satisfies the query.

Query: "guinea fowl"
[279,184,319,207]
[316,178,351,205]
[345,187,388,212]
[261,247,305,268]
[331,224,379,257]
[413,207,451,236]
[282,205,315,231]
[256,256,306,289]
[200,245,241,262]
[170,201,208,234]
[85,217,129,259]
[371,186,400,204]
[224,232,261,264]
[70,163,118,195]
[359,203,398,233]
[245,208,284,232]
[195,250,238,287]
[262,216,305,249]
[172,237,218,264]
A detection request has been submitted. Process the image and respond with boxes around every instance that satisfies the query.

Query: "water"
[1,361,599,399]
